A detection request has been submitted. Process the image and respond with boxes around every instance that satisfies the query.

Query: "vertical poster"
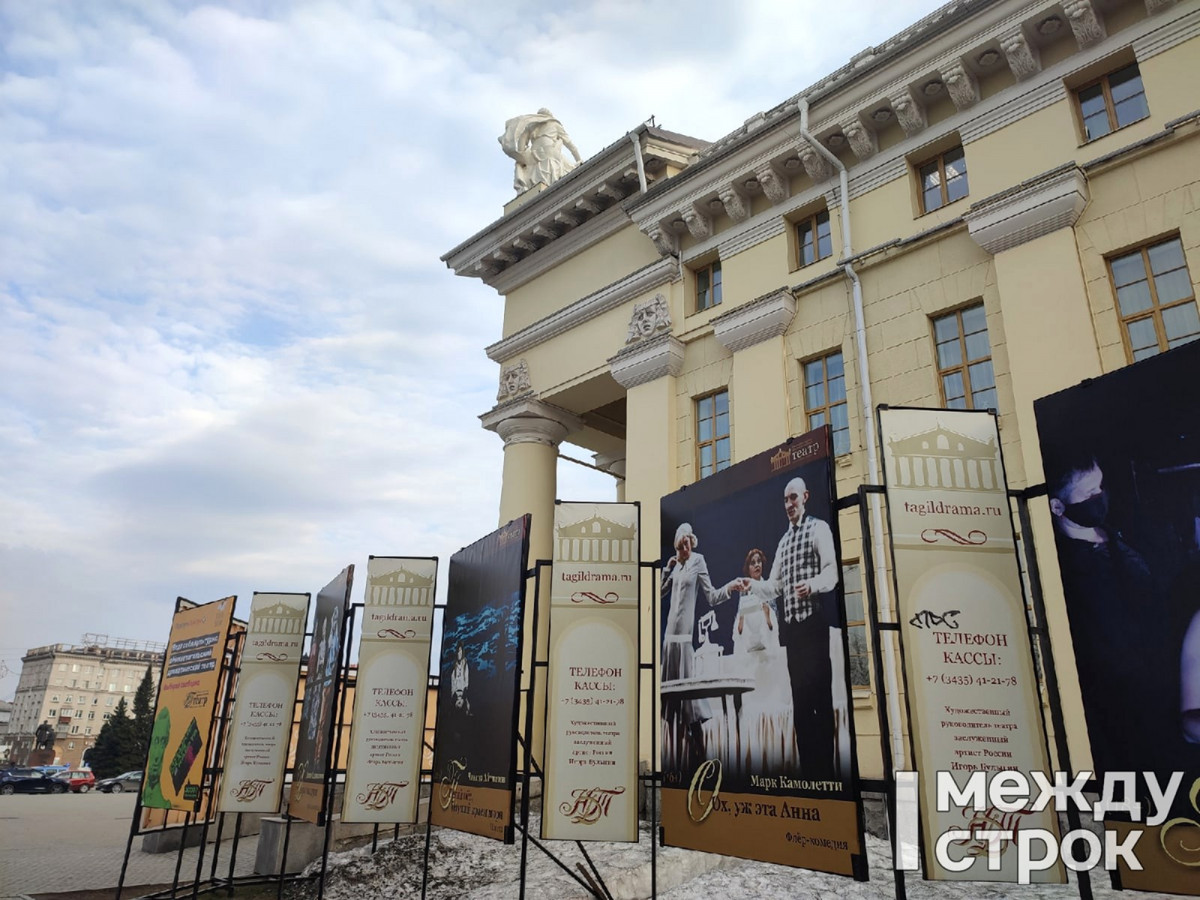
[217,593,309,813]
[879,406,1063,882]
[342,556,438,823]
[143,596,236,811]
[1035,340,1200,895]
[542,502,640,841]
[430,516,530,842]
[659,427,865,876]
[288,566,354,825]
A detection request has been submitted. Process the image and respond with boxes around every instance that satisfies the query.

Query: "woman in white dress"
[732,548,780,654]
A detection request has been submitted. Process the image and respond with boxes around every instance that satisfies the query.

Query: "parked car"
[96,770,142,793]
[0,768,68,795]
[53,769,96,793]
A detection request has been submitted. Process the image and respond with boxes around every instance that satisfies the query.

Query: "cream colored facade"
[445,0,1200,778]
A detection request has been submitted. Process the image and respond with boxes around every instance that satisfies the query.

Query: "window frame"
[694,259,723,313]
[802,350,851,457]
[916,145,969,215]
[694,389,731,480]
[931,302,997,411]
[1108,235,1198,363]
[795,209,833,269]
[843,562,870,689]
[1074,62,1149,143]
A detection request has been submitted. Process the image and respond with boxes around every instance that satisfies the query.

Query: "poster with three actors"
[659,425,865,877]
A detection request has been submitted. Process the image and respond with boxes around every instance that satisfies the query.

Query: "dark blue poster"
[430,515,530,842]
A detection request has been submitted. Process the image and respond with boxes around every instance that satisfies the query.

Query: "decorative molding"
[941,61,980,111]
[1134,5,1199,58]
[890,87,928,136]
[756,164,790,205]
[486,256,677,362]
[480,397,582,447]
[488,206,627,295]
[497,358,533,402]
[963,164,1089,255]
[593,452,626,479]
[712,289,797,353]
[999,26,1041,81]
[626,293,672,344]
[842,116,878,160]
[1145,0,1177,13]
[683,207,712,240]
[1063,0,1106,48]
[644,225,677,256]
[682,215,786,266]
[718,185,751,223]
[957,79,1066,143]
[798,144,835,182]
[608,334,685,389]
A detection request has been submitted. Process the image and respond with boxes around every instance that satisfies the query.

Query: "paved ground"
[0,792,260,898]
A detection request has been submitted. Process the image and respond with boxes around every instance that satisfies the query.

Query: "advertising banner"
[1035,340,1200,895]
[342,556,438,824]
[879,406,1063,882]
[288,566,354,825]
[143,596,236,811]
[658,427,864,876]
[217,593,309,813]
[430,516,530,843]
[542,502,639,842]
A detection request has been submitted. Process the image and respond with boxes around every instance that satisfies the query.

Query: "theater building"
[443,0,1200,777]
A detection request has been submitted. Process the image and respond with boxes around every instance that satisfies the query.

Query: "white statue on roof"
[499,108,582,192]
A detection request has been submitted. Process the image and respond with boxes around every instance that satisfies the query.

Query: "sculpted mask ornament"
[499,108,583,193]
[626,294,672,344]
[498,359,533,401]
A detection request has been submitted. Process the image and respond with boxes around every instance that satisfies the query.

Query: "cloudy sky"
[0,0,948,700]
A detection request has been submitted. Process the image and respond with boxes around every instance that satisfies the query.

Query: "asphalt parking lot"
[0,792,259,897]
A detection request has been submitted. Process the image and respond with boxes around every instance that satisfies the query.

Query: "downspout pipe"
[797,96,907,771]
[629,131,649,193]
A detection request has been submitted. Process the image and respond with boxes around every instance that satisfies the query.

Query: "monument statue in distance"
[499,108,582,192]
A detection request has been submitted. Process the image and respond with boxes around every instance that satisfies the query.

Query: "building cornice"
[963,163,1089,253]
[487,206,629,295]
[607,334,685,389]
[485,257,678,362]
[712,289,797,353]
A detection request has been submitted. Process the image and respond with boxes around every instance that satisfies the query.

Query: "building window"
[796,210,832,268]
[48,708,57,716]
[696,390,731,479]
[68,741,75,750]
[932,304,996,410]
[71,664,79,672]
[917,145,969,214]
[1110,236,1198,361]
[108,683,115,691]
[71,725,80,734]
[844,563,869,688]
[106,698,114,706]
[1076,63,1149,142]
[695,260,722,312]
[85,727,92,735]
[803,352,850,456]
[87,711,95,719]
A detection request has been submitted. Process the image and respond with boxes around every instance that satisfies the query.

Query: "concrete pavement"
[0,791,260,897]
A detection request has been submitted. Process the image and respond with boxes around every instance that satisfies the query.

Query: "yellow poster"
[143,596,236,811]
[542,503,639,841]
[217,593,308,813]
[880,407,1063,882]
[342,557,437,824]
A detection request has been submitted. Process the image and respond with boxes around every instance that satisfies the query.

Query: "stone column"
[964,163,1100,771]
[712,288,796,459]
[609,332,684,768]
[593,452,627,502]
[480,397,582,770]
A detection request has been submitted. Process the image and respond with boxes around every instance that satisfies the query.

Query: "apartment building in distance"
[445,0,1200,779]
[8,636,165,768]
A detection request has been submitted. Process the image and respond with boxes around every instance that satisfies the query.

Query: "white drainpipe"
[797,97,906,770]
[629,132,649,193]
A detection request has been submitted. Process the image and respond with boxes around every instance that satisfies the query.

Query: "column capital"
[593,452,626,480]
[964,164,1088,255]
[712,288,796,353]
[608,333,684,389]
[480,397,582,447]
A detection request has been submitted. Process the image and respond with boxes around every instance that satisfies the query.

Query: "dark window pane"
[799,223,815,265]
[1163,303,1200,346]
[1114,95,1149,129]
[933,315,960,343]
[1116,282,1153,316]
[828,374,846,404]
[804,359,823,384]
[810,410,827,429]
[964,331,991,362]
[830,402,849,430]
[826,352,844,378]
[1110,251,1147,287]
[937,338,962,370]
[700,444,713,475]
[807,383,826,408]
[712,281,722,306]
[715,411,729,437]
[1126,317,1159,356]
[1084,110,1112,141]
[1148,239,1186,275]
[716,437,730,467]
[968,358,995,390]
[1107,64,1143,101]
[712,262,722,286]
[946,170,969,203]
[698,395,713,418]
[817,230,833,260]
[924,185,943,213]
[960,304,986,333]
[972,387,998,410]
[1155,269,1193,306]
[833,426,851,457]
[698,418,712,443]
[942,371,965,402]
[714,390,729,416]
[848,625,867,654]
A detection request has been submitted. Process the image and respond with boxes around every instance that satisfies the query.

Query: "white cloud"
[0,0,947,697]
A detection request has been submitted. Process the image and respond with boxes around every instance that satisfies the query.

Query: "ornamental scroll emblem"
[497,359,532,402]
[626,294,671,344]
